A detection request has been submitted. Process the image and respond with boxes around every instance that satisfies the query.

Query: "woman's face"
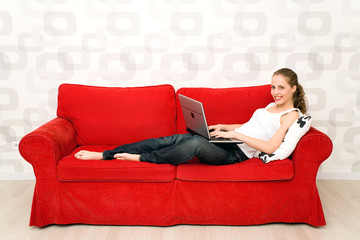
[271,74,296,106]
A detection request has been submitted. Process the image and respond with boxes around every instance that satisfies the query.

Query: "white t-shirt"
[235,103,299,158]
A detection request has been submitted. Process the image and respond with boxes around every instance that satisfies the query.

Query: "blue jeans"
[102,134,248,165]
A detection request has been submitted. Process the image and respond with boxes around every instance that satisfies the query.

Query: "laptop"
[178,94,242,144]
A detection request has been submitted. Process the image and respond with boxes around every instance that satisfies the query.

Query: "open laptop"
[178,94,242,144]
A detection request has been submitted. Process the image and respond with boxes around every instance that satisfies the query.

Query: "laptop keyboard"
[210,136,232,141]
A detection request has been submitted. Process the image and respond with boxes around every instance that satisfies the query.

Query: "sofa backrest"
[57,84,177,145]
[176,85,274,133]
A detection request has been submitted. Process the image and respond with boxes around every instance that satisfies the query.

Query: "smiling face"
[271,74,297,107]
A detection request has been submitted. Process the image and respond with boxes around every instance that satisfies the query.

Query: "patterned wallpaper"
[0,0,359,179]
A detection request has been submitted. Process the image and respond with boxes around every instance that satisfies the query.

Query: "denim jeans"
[102,134,249,165]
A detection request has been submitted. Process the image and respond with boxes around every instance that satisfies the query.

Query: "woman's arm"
[211,111,299,154]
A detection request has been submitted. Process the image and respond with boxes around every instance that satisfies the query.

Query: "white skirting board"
[317,172,360,180]
[0,172,35,180]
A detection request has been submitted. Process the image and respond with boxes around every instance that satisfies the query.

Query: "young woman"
[75,68,307,165]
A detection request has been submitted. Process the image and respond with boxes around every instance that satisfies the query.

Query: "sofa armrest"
[19,117,77,180]
[291,127,333,180]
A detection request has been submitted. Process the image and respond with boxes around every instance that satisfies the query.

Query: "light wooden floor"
[1,180,359,240]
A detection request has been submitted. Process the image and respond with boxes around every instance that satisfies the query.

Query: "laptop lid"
[178,94,242,143]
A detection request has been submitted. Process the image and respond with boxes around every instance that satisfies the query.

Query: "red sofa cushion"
[57,146,176,182]
[177,158,294,181]
[176,85,274,133]
[57,84,176,145]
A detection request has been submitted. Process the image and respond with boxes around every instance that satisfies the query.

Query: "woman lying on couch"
[75,68,306,165]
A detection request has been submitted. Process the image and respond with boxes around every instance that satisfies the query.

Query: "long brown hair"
[273,68,307,114]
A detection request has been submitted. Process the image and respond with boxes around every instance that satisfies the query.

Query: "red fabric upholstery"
[19,84,333,227]
[57,84,177,145]
[57,146,176,182]
[177,158,294,181]
[19,117,77,180]
[31,181,177,227]
[175,180,322,226]
[176,85,274,133]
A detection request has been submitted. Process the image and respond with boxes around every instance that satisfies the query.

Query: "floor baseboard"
[0,172,35,180]
[317,172,360,180]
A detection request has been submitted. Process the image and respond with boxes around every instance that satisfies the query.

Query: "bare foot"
[75,150,103,160]
[114,153,140,161]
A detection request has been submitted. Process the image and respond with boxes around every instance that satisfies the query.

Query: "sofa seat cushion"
[176,158,294,182]
[57,146,176,182]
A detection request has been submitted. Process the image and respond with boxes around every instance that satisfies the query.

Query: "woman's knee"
[188,135,209,148]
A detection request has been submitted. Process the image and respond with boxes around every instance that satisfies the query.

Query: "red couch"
[19,84,333,227]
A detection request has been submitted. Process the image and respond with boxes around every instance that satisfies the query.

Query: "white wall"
[1,0,359,180]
